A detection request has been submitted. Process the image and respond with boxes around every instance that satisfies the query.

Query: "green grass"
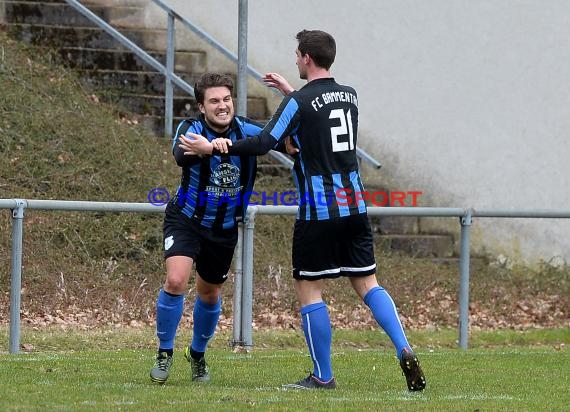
[1,328,569,411]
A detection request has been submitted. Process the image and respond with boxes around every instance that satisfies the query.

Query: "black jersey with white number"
[221,77,367,220]
[265,77,366,220]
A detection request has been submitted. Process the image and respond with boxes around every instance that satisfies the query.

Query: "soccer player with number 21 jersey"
[183,29,426,391]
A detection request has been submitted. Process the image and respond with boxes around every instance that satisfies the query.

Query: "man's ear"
[198,103,205,114]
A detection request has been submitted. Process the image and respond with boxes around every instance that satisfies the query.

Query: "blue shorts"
[292,213,377,280]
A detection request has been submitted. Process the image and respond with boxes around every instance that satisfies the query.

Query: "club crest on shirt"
[212,163,240,187]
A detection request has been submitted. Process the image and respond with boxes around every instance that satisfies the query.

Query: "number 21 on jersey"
[329,108,354,152]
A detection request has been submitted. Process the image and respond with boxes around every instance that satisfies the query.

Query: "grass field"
[1,327,568,411]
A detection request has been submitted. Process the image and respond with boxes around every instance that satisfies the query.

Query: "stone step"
[374,234,455,258]
[5,23,172,50]
[410,256,487,267]
[256,156,294,173]
[60,47,207,75]
[131,109,269,138]
[77,69,203,95]
[102,93,268,119]
[3,0,144,28]
[370,215,420,235]
[79,0,149,7]
[365,186,456,257]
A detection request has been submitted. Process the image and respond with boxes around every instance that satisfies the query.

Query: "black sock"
[190,347,205,360]
[158,348,173,357]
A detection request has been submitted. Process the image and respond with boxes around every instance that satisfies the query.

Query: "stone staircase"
[1,0,269,132]
[364,185,458,259]
[1,0,459,259]
[370,214,456,259]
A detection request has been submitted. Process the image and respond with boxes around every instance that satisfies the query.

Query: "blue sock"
[155,289,185,350]
[364,286,411,359]
[190,296,221,353]
[301,301,333,382]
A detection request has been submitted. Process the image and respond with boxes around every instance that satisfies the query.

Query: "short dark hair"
[194,73,234,104]
[296,30,336,70]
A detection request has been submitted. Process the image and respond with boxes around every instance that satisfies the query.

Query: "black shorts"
[163,204,238,284]
[292,213,377,280]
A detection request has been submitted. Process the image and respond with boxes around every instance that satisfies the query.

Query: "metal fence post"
[231,222,244,347]
[458,209,473,349]
[236,0,248,117]
[165,11,175,137]
[241,206,256,349]
[9,199,26,354]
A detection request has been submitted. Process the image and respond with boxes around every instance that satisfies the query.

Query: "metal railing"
[2,198,569,354]
[64,0,382,170]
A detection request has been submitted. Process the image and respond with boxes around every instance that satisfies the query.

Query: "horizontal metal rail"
[0,199,165,213]
[3,199,569,354]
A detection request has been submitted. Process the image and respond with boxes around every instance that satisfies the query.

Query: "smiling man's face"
[199,86,234,132]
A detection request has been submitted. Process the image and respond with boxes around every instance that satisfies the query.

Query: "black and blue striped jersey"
[224,77,367,221]
[171,115,261,230]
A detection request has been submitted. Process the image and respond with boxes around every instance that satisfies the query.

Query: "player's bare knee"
[163,275,189,295]
[350,275,379,300]
[197,287,222,304]
[195,275,222,303]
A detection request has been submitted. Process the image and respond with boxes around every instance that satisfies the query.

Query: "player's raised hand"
[262,72,295,96]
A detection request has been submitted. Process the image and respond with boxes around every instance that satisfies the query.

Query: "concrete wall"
[156,0,569,264]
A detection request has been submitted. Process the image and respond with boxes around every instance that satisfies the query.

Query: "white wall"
[158,0,570,264]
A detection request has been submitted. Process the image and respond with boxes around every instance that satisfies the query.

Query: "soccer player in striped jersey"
[181,30,426,391]
[150,72,285,384]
